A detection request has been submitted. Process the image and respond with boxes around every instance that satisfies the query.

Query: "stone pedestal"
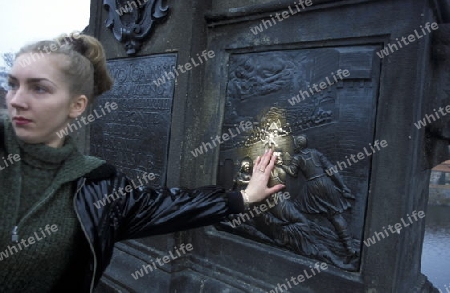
[88,0,449,292]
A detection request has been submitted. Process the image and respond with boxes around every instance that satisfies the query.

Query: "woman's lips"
[13,117,32,126]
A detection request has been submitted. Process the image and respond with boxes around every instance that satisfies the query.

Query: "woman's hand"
[242,149,285,203]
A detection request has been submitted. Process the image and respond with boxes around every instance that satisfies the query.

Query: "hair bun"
[57,33,113,98]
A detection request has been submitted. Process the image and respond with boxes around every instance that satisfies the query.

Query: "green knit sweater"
[0,119,105,292]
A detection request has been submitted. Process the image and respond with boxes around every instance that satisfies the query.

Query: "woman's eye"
[32,85,48,93]
[7,82,18,91]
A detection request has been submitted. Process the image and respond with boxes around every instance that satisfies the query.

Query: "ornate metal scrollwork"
[103,0,169,55]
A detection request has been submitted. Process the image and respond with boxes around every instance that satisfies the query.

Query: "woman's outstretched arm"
[109,149,284,241]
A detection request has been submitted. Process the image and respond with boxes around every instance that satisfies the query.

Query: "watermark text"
[191,120,253,158]
[56,101,118,138]
[229,192,291,228]
[250,0,313,35]
[363,210,425,247]
[377,22,439,59]
[18,30,82,68]
[0,224,58,261]
[0,153,20,171]
[414,104,450,130]
[325,140,388,176]
[268,262,328,293]
[93,172,157,209]
[288,69,350,106]
[152,50,215,87]
[131,243,193,280]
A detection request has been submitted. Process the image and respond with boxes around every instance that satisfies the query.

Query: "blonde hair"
[16,32,113,103]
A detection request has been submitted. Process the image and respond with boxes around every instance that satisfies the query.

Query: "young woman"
[0,33,284,293]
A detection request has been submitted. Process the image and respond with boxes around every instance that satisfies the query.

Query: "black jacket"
[74,164,244,292]
[0,122,244,292]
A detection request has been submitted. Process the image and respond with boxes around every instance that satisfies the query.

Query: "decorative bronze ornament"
[103,0,169,55]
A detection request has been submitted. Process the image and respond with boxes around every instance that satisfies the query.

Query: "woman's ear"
[68,95,88,119]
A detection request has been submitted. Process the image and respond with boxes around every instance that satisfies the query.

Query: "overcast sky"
[0,0,90,65]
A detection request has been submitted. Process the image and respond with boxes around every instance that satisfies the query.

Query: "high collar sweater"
[0,118,105,292]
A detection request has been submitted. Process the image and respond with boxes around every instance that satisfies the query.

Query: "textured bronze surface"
[217,47,381,271]
[90,55,176,188]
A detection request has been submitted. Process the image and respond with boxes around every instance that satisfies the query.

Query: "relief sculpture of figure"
[268,151,286,187]
[233,157,253,191]
[262,152,350,267]
[281,135,357,257]
[222,151,356,269]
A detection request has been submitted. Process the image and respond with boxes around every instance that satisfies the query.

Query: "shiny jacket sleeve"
[111,172,245,241]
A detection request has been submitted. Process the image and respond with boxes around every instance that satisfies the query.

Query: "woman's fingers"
[253,149,277,180]
[258,149,273,173]
[265,151,277,172]
[267,184,285,195]
[253,156,261,173]
[245,149,288,203]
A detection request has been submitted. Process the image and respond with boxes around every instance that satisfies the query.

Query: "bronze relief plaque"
[91,55,176,189]
[216,46,381,271]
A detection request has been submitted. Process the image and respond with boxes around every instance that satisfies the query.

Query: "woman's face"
[6,53,85,148]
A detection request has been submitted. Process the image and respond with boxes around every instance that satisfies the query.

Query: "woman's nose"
[8,87,29,110]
